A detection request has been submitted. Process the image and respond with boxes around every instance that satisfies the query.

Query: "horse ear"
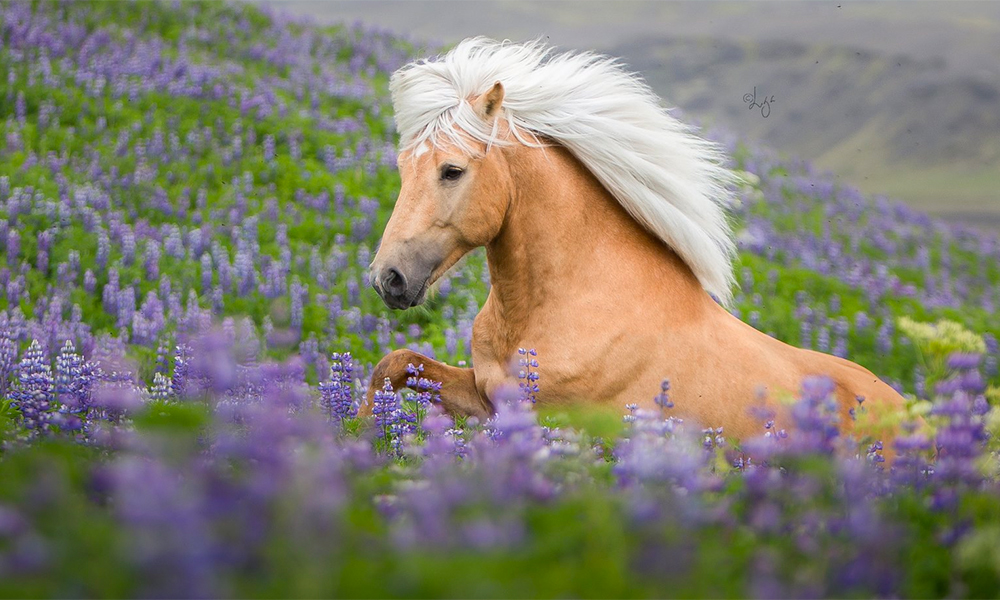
[472,81,504,120]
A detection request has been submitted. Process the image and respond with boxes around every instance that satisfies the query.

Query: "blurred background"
[258,0,1000,231]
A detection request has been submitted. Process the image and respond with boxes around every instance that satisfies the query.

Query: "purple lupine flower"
[787,376,841,456]
[200,253,213,291]
[121,231,135,265]
[211,286,224,314]
[913,367,927,399]
[289,276,305,330]
[371,376,399,439]
[35,250,48,274]
[14,90,26,123]
[388,408,418,456]
[928,391,989,508]
[164,226,184,259]
[816,326,830,352]
[345,278,359,305]
[831,317,849,358]
[154,342,171,375]
[149,373,172,402]
[405,362,442,416]
[102,267,119,313]
[945,353,981,371]
[653,379,673,414]
[299,336,320,368]
[263,134,276,163]
[234,246,255,296]
[55,340,87,410]
[6,229,19,264]
[517,348,539,404]
[5,275,22,305]
[876,321,893,354]
[0,324,16,398]
[12,340,55,433]
[143,240,160,280]
[37,229,53,254]
[800,320,813,349]
[702,426,725,451]
[159,276,173,304]
[985,355,998,377]
[319,352,357,422]
[116,286,135,330]
[132,291,165,346]
[866,440,885,467]
[419,404,467,459]
[170,344,191,399]
[95,230,110,271]
[984,333,999,355]
[832,336,848,359]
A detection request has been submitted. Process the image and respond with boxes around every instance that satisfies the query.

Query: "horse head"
[370,82,511,309]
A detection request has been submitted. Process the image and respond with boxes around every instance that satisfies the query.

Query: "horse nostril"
[382,267,407,297]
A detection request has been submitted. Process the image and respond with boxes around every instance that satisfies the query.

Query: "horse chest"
[471,312,653,406]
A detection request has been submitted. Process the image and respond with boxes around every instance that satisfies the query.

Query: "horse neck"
[485,143,713,328]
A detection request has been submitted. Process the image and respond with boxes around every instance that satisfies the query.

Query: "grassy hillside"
[1,2,999,597]
[267,1,1000,226]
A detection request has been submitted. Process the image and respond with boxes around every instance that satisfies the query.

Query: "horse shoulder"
[469,293,519,400]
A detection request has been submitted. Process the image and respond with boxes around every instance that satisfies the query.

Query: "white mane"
[389,38,738,305]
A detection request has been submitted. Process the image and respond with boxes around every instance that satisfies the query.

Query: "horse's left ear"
[472,81,504,120]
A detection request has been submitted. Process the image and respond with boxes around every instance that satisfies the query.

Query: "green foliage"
[0,398,19,444]
[898,317,986,384]
[1,1,999,597]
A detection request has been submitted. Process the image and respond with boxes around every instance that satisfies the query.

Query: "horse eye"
[441,166,465,181]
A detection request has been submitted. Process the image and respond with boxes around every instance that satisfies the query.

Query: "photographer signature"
[742,86,775,118]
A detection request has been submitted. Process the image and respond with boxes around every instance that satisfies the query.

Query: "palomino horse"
[364,38,906,442]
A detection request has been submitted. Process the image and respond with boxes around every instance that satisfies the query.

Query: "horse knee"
[364,350,492,421]
[363,349,435,415]
[373,349,429,380]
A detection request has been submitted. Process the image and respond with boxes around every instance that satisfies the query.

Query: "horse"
[363,37,907,444]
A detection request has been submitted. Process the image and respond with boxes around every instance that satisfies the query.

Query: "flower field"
[2,1,1000,597]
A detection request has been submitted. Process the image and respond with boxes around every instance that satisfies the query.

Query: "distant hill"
[613,36,1000,226]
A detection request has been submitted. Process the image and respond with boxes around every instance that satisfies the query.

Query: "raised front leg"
[361,349,493,420]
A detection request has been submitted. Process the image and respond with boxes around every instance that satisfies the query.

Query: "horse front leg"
[361,349,493,421]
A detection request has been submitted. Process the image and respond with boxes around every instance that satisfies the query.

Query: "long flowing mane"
[389,38,738,305]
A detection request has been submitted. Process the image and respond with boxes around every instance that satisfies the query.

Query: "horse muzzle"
[371,263,432,310]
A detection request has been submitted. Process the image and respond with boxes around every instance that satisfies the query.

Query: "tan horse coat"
[366,85,906,445]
